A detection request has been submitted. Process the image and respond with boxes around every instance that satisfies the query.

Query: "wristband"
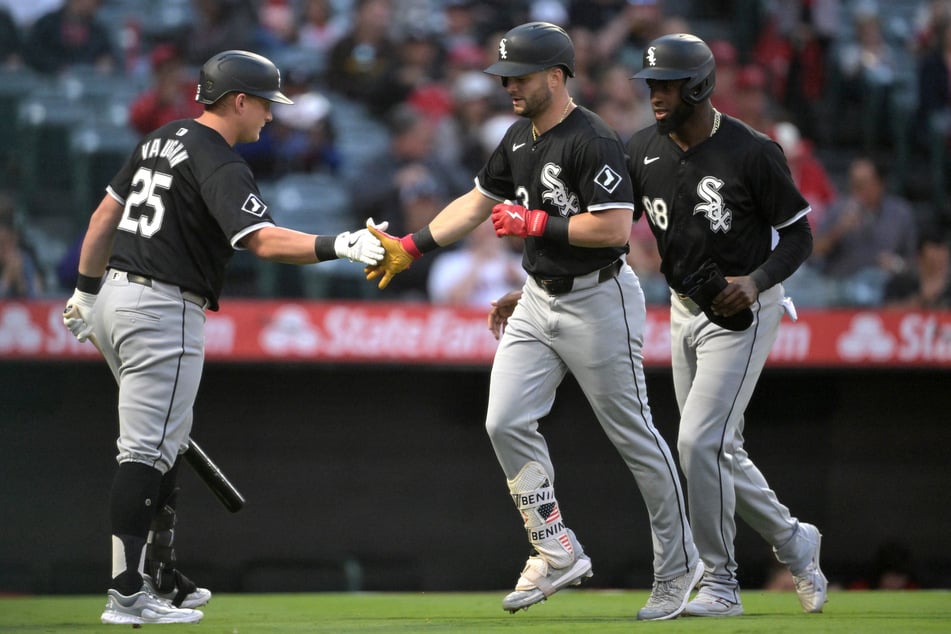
[542,216,570,245]
[410,226,439,255]
[76,273,102,294]
[399,225,439,260]
[314,235,338,261]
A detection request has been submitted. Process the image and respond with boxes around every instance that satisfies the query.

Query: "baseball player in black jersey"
[62,50,385,625]
[626,33,828,616]
[364,22,701,621]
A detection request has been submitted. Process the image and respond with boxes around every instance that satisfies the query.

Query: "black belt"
[126,273,209,309]
[532,259,622,295]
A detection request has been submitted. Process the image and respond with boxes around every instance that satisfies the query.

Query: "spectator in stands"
[296,0,348,55]
[397,27,451,122]
[731,63,777,134]
[127,44,203,137]
[0,195,43,299]
[751,0,838,143]
[22,0,119,75]
[182,0,261,67]
[772,120,837,231]
[257,0,297,51]
[912,14,951,211]
[350,103,468,235]
[593,62,653,143]
[240,86,341,178]
[427,218,524,308]
[708,39,740,119]
[812,156,918,305]
[441,0,481,59]
[883,230,951,309]
[440,70,500,173]
[324,0,402,117]
[830,2,905,153]
[0,7,22,68]
[570,0,665,69]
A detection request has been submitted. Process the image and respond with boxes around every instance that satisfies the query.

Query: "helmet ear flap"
[682,67,715,104]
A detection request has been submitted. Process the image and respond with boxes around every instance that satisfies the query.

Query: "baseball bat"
[69,315,246,513]
[184,438,246,513]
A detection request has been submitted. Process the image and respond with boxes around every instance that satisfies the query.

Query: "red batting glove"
[491,202,549,238]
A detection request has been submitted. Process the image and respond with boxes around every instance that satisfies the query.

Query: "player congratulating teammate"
[62,50,386,625]
[364,22,702,621]
[626,34,828,616]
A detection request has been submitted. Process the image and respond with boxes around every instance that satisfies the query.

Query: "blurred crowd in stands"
[0,0,949,309]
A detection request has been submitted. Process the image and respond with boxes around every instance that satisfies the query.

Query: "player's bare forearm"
[243,226,320,264]
[78,195,124,277]
[567,207,633,247]
[429,188,495,247]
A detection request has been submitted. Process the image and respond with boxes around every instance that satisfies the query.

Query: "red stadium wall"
[2,299,951,368]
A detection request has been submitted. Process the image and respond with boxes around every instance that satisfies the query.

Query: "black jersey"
[626,113,809,294]
[106,119,276,310]
[476,107,635,278]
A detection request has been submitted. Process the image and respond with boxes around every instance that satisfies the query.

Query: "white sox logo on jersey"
[540,163,580,217]
[693,176,732,233]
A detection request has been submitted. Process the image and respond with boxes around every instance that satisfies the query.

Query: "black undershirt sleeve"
[750,216,813,291]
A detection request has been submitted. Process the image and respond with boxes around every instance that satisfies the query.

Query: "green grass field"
[2,590,949,633]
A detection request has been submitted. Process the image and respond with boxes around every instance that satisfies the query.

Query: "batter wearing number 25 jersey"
[108,119,273,311]
[61,50,386,626]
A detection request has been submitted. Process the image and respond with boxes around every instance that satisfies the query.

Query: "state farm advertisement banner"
[1,300,949,367]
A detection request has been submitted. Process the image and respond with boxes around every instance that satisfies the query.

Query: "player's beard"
[655,100,695,135]
[516,87,553,121]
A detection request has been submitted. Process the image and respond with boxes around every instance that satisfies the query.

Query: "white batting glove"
[333,217,390,265]
[63,289,98,342]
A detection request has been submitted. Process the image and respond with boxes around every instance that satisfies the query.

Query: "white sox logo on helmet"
[646,46,657,66]
[540,163,580,217]
[694,176,732,233]
[499,38,508,60]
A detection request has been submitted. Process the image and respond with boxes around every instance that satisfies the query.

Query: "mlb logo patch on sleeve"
[241,194,267,216]
[594,165,622,193]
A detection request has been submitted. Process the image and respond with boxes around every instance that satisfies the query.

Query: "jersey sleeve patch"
[594,165,623,194]
[241,194,268,217]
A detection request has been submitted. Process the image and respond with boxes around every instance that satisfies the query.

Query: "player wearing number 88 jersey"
[63,50,386,625]
[626,33,827,616]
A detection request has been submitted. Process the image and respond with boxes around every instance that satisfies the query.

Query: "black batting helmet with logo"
[633,33,715,105]
[484,22,575,78]
[195,50,294,105]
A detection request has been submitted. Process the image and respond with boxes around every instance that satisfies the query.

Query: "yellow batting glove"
[364,225,419,290]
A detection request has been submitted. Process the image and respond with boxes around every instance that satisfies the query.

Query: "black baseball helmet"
[633,33,715,104]
[195,50,293,105]
[484,22,575,78]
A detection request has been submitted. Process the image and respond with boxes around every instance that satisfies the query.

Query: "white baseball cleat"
[684,586,744,617]
[502,552,593,613]
[143,573,212,609]
[636,560,704,621]
[791,523,828,613]
[100,586,203,624]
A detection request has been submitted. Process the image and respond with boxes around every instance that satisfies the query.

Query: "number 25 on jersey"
[118,167,172,238]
